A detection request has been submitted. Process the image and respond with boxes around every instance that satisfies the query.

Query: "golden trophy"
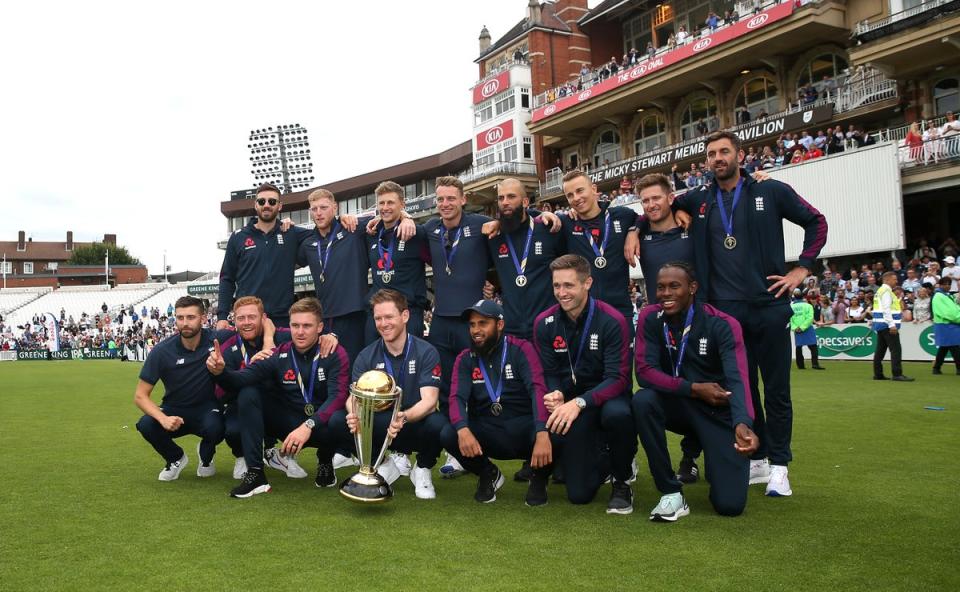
[339,370,403,503]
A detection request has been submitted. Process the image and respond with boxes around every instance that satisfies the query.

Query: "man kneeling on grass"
[633,262,759,521]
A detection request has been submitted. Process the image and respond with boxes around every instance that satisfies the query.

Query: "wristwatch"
[304,418,316,430]
[574,397,587,409]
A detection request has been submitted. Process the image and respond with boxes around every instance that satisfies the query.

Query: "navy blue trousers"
[712,300,793,465]
[329,408,445,469]
[325,310,368,362]
[550,396,636,504]
[427,314,471,414]
[633,388,749,516]
[238,386,339,471]
[440,415,541,475]
[136,405,224,465]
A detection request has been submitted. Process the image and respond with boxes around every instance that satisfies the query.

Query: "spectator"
[939,237,958,259]
[696,118,709,136]
[666,33,677,51]
[817,295,836,326]
[803,85,818,104]
[941,111,960,157]
[737,105,751,124]
[922,121,942,164]
[790,145,806,164]
[913,287,932,322]
[913,239,937,261]
[820,75,838,99]
[902,268,922,293]
[753,0,762,13]
[707,110,719,132]
[676,25,688,44]
[706,11,719,31]
[646,41,656,60]
[832,294,848,323]
[804,143,823,160]
[609,57,620,75]
[943,256,960,292]
[905,122,923,161]
[819,270,839,299]
[628,47,639,65]
[619,175,632,194]
[799,131,814,150]
[847,297,867,322]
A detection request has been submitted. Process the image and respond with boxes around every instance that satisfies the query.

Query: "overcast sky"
[2,0,546,275]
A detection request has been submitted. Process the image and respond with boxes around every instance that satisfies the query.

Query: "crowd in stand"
[540,0,816,106]
[903,111,960,164]
[0,301,204,359]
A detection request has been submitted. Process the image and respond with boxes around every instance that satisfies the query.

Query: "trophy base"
[339,470,394,503]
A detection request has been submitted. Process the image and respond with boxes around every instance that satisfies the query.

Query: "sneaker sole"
[196,468,216,478]
[606,505,634,515]
[765,488,793,497]
[196,443,214,477]
[315,477,338,489]
[159,456,189,481]
[524,499,548,507]
[231,484,272,498]
[440,469,466,479]
[650,505,690,522]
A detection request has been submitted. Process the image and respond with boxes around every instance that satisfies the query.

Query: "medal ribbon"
[382,334,412,385]
[315,221,342,276]
[571,297,596,379]
[238,340,250,368]
[662,306,695,378]
[377,224,397,273]
[584,211,611,260]
[714,179,744,239]
[440,225,463,272]
[478,337,510,404]
[290,344,320,406]
[505,216,535,280]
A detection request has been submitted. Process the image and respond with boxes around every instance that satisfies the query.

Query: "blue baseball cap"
[461,299,504,321]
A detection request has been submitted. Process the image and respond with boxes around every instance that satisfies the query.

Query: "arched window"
[680,95,717,141]
[634,113,667,154]
[796,53,849,90]
[934,78,959,116]
[734,77,779,121]
[593,126,621,167]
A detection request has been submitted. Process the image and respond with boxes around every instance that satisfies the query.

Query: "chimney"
[479,25,491,54]
[17,230,25,250]
[103,234,117,245]
[66,231,74,251]
[528,0,541,23]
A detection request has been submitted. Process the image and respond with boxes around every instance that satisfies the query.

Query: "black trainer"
[932,367,942,375]
[474,466,505,503]
[230,469,271,498]
[315,462,337,488]
[513,461,533,482]
[525,473,549,507]
[811,365,825,370]
[677,457,700,484]
[892,375,915,382]
[606,480,634,515]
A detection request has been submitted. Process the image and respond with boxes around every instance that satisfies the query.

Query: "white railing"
[459,161,537,185]
[541,167,564,196]
[834,73,898,112]
[874,117,947,143]
[895,135,960,168]
[855,0,954,35]
[472,60,528,90]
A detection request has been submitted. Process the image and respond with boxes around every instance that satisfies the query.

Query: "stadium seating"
[0,288,51,315]
[6,284,162,325]
[135,285,190,314]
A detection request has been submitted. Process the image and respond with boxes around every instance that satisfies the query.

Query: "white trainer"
[264,447,308,479]
[377,455,402,485]
[627,458,639,484]
[410,465,437,499]
[749,458,771,485]
[196,443,216,477]
[232,457,248,480]
[158,454,189,481]
[649,492,690,522]
[390,452,412,477]
[333,453,359,469]
[439,452,466,479]
[765,465,793,497]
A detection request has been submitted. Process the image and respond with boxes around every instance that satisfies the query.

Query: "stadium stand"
[6,284,162,325]
[0,288,51,316]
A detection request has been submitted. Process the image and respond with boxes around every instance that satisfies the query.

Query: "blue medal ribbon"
[570,298,596,383]
[584,211,611,260]
[662,306,695,378]
[478,338,510,405]
[440,225,463,274]
[290,344,320,407]
[504,216,535,281]
[238,340,250,367]
[714,179,744,238]
[377,225,397,274]
[382,334,412,385]
[315,221,342,279]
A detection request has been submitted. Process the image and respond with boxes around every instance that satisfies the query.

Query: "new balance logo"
[176,358,185,365]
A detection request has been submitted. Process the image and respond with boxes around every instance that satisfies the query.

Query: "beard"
[470,329,501,357]
[258,209,278,223]
[499,206,526,235]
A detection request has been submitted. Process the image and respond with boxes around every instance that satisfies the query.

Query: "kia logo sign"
[747,14,769,28]
[693,38,712,52]
[485,127,504,144]
[481,79,501,98]
[578,89,592,101]
[544,104,557,116]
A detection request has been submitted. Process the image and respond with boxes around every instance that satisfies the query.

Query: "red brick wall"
[1,277,57,289]
[588,21,622,69]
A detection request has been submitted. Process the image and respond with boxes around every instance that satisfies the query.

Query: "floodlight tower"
[247,123,315,194]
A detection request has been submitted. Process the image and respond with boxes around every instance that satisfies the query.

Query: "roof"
[478,2,572,61]
[0,240,93,262]
[579,0,650,27]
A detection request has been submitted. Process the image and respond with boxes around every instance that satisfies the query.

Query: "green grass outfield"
[0,360,957,591]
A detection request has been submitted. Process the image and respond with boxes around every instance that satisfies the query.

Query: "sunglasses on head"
[256,198,278,206]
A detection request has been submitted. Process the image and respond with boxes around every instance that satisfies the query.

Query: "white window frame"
[23,262,34,275]
[1,261,11,274]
